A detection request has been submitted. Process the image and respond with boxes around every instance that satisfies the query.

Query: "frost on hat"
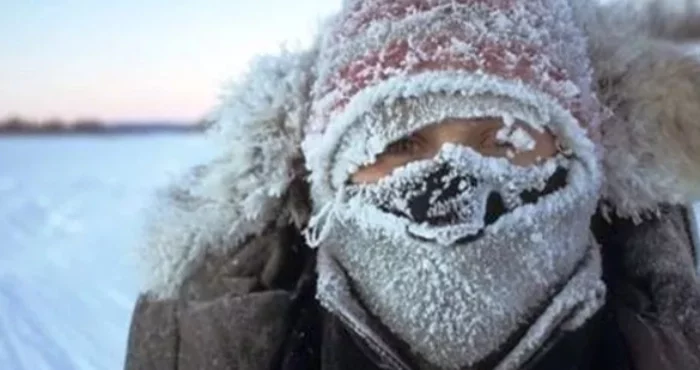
[302,0,603,206]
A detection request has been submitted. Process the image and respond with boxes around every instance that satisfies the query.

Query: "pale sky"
[0,0,341,122]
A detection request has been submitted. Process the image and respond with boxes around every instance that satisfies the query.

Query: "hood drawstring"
[303,186,347,248]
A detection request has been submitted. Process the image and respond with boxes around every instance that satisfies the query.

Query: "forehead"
[327,94,548,185]
[411,117,503,135]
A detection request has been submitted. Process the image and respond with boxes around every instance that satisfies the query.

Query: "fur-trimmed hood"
[570,0,700,219]
[139,0,700,299]
[139,48,316,298]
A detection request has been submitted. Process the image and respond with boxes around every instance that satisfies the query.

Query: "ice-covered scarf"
[311,144,606,369]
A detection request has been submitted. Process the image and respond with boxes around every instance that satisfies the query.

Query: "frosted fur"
[317,140,603,368]
[592,0,700,41]
[570,0,700,218]
[139,49,316,298]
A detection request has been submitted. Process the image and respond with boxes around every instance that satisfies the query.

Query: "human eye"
[384,136,423,156]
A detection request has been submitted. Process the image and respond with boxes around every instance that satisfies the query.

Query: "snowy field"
[0,134,698,370]
[0,134,212,370]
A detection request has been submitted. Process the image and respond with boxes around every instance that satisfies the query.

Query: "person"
[124,0,700,369]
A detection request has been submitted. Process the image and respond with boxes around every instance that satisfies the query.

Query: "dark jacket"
[124,205,700,370]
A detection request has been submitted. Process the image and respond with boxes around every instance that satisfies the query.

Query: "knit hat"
[301,0,603,208]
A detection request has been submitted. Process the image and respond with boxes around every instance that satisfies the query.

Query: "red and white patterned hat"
[302,0,603,204]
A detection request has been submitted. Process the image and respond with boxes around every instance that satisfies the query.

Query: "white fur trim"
[572,0,700,219]
[139,48,317,299]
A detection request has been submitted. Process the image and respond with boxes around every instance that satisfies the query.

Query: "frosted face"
[312,112,602,368]
[346,144,570,245]
[351,117,558,184]
[327,141,600,369]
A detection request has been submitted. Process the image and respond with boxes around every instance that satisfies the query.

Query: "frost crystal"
[496,125,537,152]
[320,141,602,370]
[347,144,571,246]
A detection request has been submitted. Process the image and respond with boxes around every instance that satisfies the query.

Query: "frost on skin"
[496,125,537,153]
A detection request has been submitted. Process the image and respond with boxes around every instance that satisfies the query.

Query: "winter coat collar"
[316,246,413,369]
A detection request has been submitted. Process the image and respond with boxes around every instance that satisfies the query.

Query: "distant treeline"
[0,117,206,135]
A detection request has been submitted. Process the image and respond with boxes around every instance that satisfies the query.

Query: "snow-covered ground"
[0,134,698,370]
[0,134,212,370]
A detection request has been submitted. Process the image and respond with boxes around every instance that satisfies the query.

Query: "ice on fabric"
[307,0,601,138]
[314,92,572,203]
[346,144,571,245]
[315,139,602,368]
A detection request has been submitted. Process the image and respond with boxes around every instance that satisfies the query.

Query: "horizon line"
[1,116,203,125]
